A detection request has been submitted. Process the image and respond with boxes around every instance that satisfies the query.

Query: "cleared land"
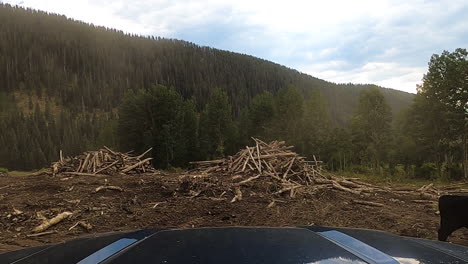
[1,171,467,253]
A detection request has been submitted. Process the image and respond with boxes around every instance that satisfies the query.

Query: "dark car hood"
[1,226,467,264]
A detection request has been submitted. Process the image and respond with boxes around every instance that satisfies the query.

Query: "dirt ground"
[0,172,467,253]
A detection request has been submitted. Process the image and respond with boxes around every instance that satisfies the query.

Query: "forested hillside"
[0,4,412,115]
[0,4,417,171]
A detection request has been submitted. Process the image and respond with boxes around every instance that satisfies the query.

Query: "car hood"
[1,226,467,264]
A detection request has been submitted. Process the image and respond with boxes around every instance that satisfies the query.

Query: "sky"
[3,0,468,93]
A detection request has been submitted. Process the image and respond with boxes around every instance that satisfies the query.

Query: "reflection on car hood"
[1,226,467,264]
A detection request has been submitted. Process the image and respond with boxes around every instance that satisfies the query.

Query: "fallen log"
[189,160,224,165]
[353,200,384,207]
[418,183,434,192]
[135,147,153,160]
[237,175,262,185]
[93,160,119,174]
[27,231,57,237]
[103,146,118,155]
[33,211,73,233]
[256,153,297,159]
[338,179,364,189]
[121,158,153,173]
[62,172,108,177]
[273,185,302,195]
[412,200,437,204]
[332,182,361,195]
[313,178,334,185]
[419,192,437,200]
[94,185,124,193]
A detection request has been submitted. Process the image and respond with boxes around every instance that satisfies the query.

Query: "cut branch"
[33,212,73,233]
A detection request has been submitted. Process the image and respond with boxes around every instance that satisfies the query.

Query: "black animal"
[438,195,468,241]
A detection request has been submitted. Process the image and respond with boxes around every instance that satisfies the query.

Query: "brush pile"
[189,138,328,199]
[191,138,324,182]
[187,138,414,202]
[51,147,156,176]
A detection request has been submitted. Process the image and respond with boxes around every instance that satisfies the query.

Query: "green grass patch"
[335,171,465,188]
[7,168,49,177]
[7,171,33,177]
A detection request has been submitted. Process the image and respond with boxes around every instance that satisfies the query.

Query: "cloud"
[3,0,468,93]
[306,62,427,93]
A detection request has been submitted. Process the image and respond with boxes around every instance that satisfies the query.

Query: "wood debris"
[353,200,384,207]
[191,138,326,201]
[188,138,389,202]
[191,138,323,182]
[69,221,93,231]
[51,147,156,176]
[230,187,243,203]
[152,201,167,208]
[12,208,23,215]
[33,211,73,233]
[93,185,124,193]
[187,138,447,206]
[27,231,57,237]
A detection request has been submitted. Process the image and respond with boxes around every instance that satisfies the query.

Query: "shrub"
[348,164,371,175]
[444,164,464,181]
[414,163,437,179]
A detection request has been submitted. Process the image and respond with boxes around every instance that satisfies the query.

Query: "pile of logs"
[52,147,156,176]
[189,138,412,203]
[187,139,450,205]
[191,138,324,183]
[189,138,327,199]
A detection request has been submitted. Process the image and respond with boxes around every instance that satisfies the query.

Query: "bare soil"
[0,172,467,253]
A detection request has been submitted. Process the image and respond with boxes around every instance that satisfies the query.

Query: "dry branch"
[189,160,224,165]
[419,192,437,200]
[273,185,302,195]
[33,212,73,233]
[69,221,92,231]
[332,182,361,195]
[94,185,124,193]
[353,200,384,207]
[237,175,262,185]
[27,231,57,237]
[62,172,108,177]
[121,158,153,173]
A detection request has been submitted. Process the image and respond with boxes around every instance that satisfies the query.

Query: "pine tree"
[199,88,234,159]
[351,87,392,169]
[302,89,331,160]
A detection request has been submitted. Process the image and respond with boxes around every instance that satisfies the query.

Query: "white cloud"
[305,61,426,93]
[3,0,468,93]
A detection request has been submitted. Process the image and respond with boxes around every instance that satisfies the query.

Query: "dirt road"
[0,172,467,253]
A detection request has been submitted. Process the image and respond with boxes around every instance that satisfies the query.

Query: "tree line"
[0,47,465,180]
[116,46,466,181]
[0,4,465,180]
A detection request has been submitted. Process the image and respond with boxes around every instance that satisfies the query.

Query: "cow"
[438,195,468,241]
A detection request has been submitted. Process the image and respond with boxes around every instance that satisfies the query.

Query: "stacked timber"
[191,138,324,182]
[51,147,155,176]
[187,138,423,202]
[189,138,328,199]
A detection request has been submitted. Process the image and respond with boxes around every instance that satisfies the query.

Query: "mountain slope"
[0,4,415,170]
[0,4,413,124]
